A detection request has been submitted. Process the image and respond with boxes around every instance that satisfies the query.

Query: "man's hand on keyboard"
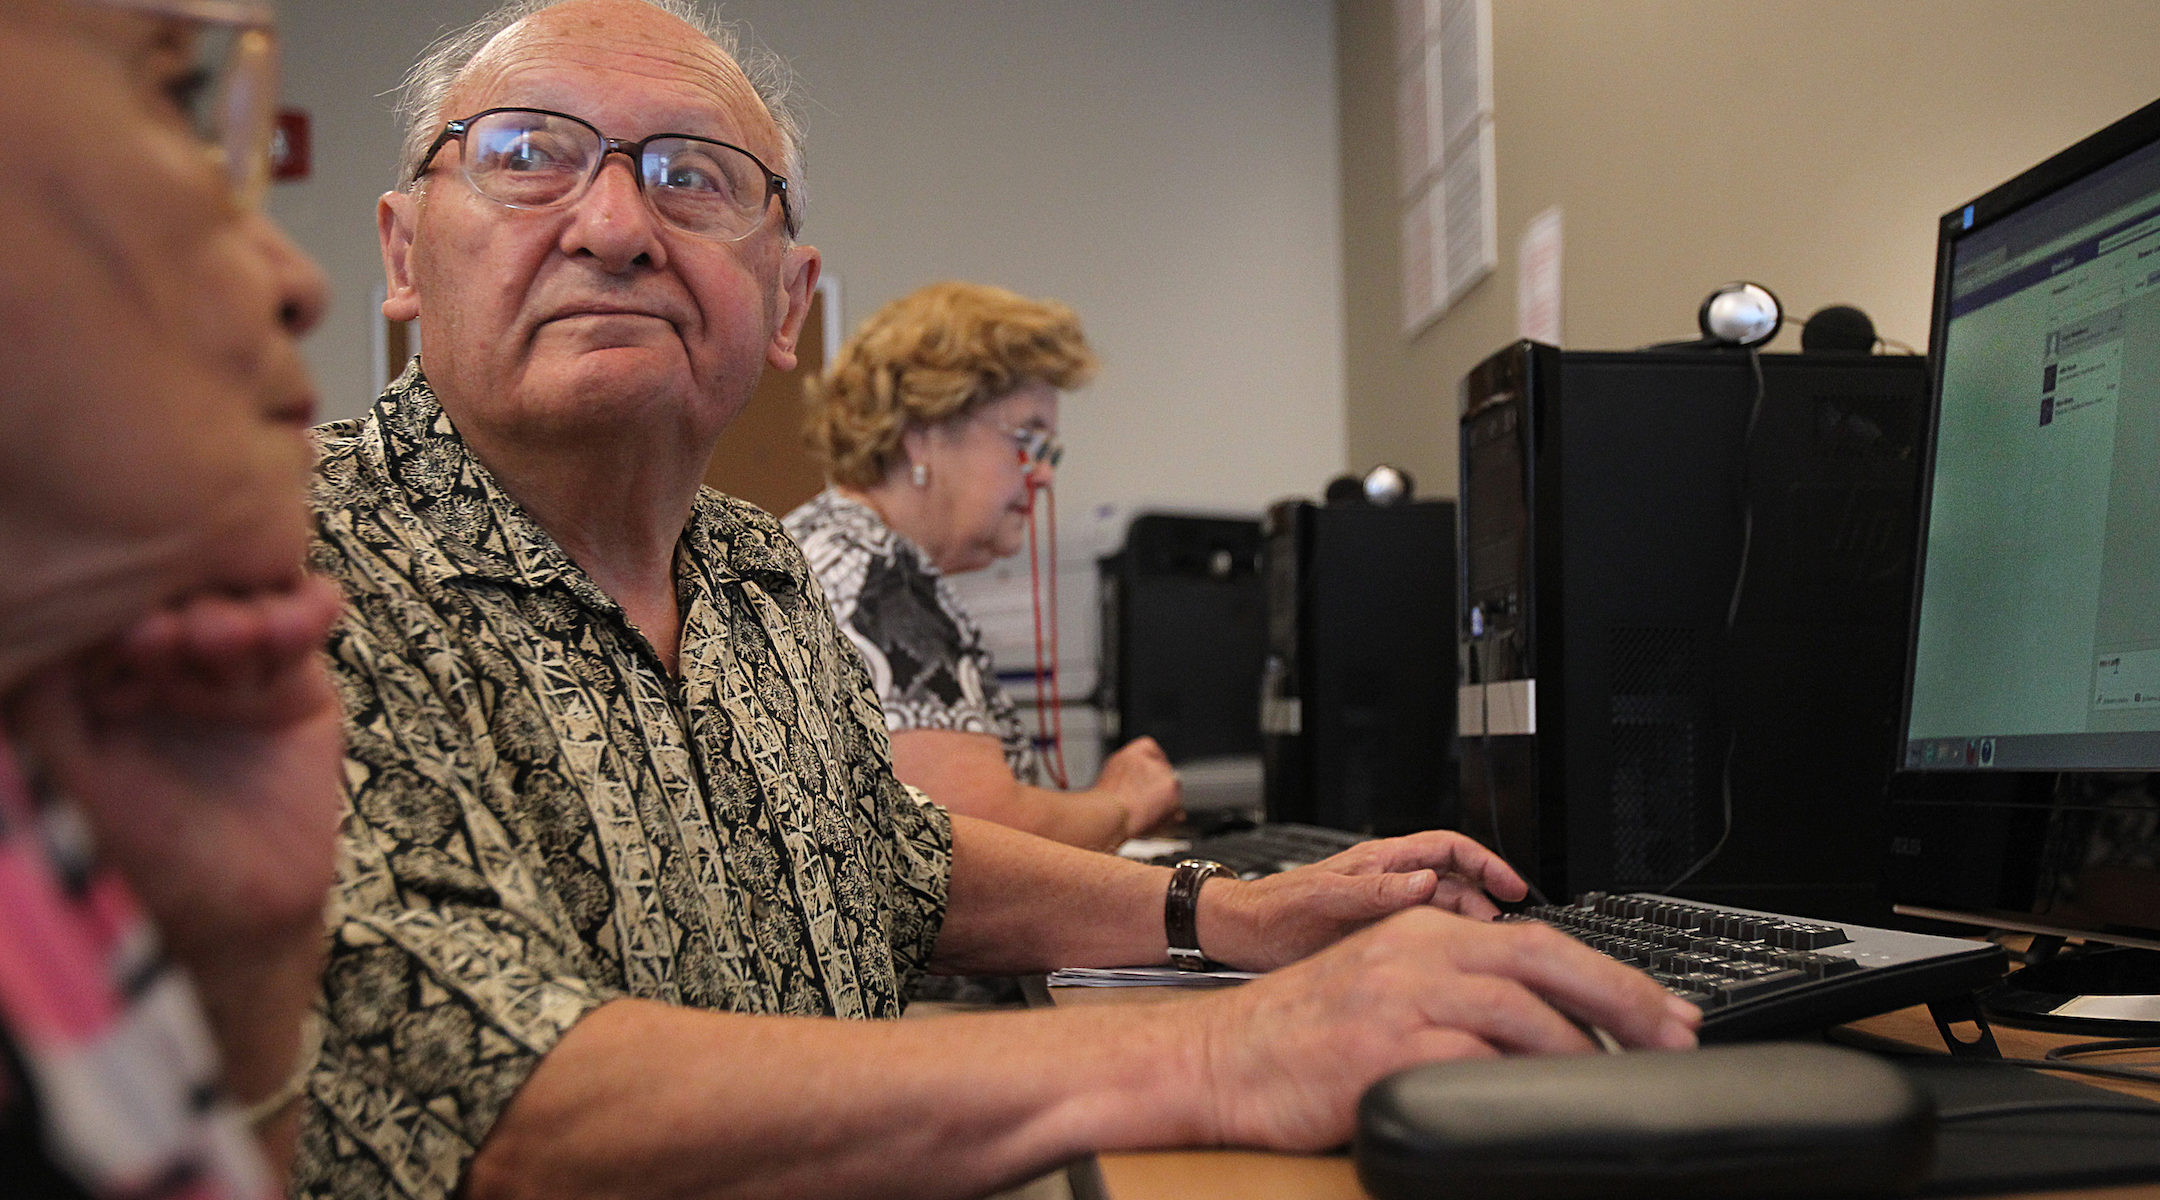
[1189,907,1702,1152]
[1195,829,1532,971]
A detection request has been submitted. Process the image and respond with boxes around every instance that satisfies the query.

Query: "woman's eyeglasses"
[94,0,281,206]
[998,424,1063,472]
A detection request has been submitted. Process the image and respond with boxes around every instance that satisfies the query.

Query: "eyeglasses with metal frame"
[998,424,1064,472]
[90,0,281,206]
[411,106,800,242]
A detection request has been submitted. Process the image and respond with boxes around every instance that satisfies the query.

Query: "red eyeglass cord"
[1023,478,1069,788]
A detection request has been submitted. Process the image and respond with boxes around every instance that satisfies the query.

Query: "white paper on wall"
[1398,0,1494,335]
[1517,206,1564,345]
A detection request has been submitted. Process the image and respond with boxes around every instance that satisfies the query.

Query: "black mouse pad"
[1897,1057,2160,1195]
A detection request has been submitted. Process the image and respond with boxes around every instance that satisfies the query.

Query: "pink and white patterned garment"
[0,734,271,1199]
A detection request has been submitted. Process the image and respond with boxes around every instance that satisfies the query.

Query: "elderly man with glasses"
[298,2,1699,1198]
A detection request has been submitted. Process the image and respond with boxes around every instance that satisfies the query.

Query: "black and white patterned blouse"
[784,488,1040,783]
[295,367,953,1200]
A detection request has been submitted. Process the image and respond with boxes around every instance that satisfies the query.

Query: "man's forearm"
[464,997,1219,1200]
[465,906,1706,1200]
[929,814,1180,974]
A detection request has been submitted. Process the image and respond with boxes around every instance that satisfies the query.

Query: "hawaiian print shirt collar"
[364,361,801,597]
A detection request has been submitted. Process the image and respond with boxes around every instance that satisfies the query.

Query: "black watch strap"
[1165,858,1232,971]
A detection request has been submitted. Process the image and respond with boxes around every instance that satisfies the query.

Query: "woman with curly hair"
[786,281,1182,850]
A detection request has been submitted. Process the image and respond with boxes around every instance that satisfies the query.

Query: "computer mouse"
[1355,1042,1934,1200]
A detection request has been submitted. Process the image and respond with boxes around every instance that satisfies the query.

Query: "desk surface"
[1049,984,2160,1200]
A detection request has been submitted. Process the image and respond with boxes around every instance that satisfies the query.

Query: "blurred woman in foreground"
[0,0,340,1192]
[786,282,1182,851]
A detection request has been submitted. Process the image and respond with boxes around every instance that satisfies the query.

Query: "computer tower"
[1260,498,1459,836]
[1096,513,1266,767]
[1458,340,1928,923]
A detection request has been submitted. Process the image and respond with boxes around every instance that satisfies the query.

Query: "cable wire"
[1662,730,1737,893]
[1977,1055,2160,1088]
[1936,1099,2160,1124]
[1660,349,1764,894]
[2048,1037,2160,1065]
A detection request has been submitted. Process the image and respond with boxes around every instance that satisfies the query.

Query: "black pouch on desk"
[1355,1042,1935,1200]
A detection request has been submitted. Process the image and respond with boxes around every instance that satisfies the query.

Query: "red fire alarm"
[271,108,311,182]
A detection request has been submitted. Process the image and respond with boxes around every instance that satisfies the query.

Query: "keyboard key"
[1776,951,1862,978]
[1713,969,1808,1004]
[1788,924,1852,950]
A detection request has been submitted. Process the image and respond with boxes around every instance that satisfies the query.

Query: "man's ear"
[378,190,422,324]
[764,244,822,374]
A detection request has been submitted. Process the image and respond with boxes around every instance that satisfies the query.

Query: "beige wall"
[1338,0,2160,498]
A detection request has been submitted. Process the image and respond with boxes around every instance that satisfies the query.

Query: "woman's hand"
[1095,736,1183,836]
[5,574,346,1101]
[12,575,347,946]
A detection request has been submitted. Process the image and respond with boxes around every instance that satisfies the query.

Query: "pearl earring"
[910,462,929,488]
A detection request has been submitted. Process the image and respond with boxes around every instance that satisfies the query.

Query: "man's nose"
[561,153,667,270]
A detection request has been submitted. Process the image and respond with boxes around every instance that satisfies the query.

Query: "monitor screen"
[1905,104,2160,773]
[1891,99,2160,1020]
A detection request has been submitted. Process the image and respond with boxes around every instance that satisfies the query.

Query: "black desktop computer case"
[1458,341,1928,922]
[1260,498,1459,837]
[1096,513,1267,766]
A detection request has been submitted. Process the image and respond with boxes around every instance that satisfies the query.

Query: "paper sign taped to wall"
[1517,206,1563,345]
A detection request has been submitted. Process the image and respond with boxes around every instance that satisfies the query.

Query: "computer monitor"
[1888,95,2160,1031]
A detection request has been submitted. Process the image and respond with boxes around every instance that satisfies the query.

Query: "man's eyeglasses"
[999,424,1064,473]
[94,0,280,206]
[412,107,799,242]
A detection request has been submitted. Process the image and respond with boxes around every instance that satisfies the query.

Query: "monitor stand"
[1982,940,2160,1034]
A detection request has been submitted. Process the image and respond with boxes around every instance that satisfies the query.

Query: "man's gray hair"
[391,0,807,228]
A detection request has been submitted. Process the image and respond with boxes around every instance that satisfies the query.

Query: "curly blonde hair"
[806,281,1098,487]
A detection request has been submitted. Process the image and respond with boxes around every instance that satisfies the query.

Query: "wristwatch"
[1165,858,1233,971]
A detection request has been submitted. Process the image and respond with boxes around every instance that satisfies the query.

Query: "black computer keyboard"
[1154,822,1371,878]
[1512,892,2009,1041]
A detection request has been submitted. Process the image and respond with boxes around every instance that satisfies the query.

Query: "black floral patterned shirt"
[294,366,953,1200]
[784,488,1040,782]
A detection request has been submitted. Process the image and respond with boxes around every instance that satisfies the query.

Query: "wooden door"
[704,282,833,517]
